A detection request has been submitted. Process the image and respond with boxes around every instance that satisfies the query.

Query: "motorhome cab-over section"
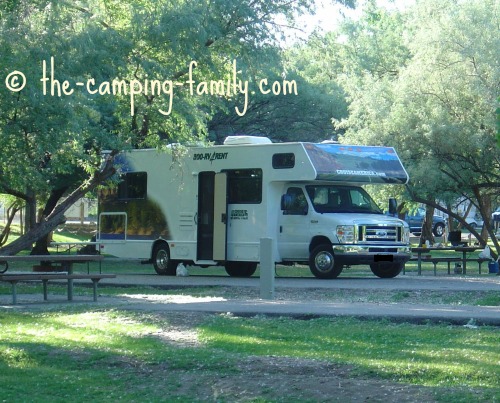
[97,136,411,279]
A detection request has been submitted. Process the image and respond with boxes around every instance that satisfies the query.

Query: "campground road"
[94,273,500,325]
[3,273,499,325]
[104,272,500,292]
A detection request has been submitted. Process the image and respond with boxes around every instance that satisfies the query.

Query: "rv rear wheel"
[225,262,257,277]
[309,245,343,279]
[370,262,403,278]
[153,244,177,275]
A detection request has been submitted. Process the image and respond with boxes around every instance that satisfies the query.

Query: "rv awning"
[304,143,409,184]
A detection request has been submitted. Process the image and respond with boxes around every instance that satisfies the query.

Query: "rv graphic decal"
[336,169,387,177]
[99,188,170,240]
[230,209,249,220]
[304,143,408,184]
[193,152,228,162]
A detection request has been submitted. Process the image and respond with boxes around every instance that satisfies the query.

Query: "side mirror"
[388,198,397,216]
[281,194,292,210]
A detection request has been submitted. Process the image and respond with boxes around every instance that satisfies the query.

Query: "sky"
[290,0,416,42]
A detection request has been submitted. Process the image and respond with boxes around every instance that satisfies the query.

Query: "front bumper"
[332,244,411,266]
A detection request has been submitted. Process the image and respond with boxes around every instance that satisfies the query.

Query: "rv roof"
[223,136,272,145]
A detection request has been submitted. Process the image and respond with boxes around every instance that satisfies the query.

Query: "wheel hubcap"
[315,252,334,273]
[156,250,168,269]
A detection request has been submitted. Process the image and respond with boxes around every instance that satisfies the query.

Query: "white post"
[260,238,275,300]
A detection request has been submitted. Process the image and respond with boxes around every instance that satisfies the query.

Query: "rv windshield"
[306,185,383,214]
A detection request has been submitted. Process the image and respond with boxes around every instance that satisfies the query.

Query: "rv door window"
[225,169,262,204]
[283,187,308,215]
[118,172,147,200]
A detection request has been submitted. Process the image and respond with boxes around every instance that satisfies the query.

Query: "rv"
[97,136,411,279]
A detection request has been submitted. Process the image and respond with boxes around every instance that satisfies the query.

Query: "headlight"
[403,226,411,244]
[337,225,356,244]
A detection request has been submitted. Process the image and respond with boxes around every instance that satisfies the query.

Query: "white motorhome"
[97,136,411,279]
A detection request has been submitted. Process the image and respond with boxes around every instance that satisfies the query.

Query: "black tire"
[225,262,257,277]
[433,223,445,237]
[0,261,8,273]
[152,243,177,275]
[370,262,403,278]
[309,244,343,279]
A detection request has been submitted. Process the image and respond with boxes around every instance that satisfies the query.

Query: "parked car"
[466,212,484,229]
[493,207,500,221]
[405,207,446,237]
[466,219,483,229]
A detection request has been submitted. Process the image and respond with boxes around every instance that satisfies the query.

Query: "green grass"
[0,309,498,401]
[200,316,500,398]
[0,309,233,401]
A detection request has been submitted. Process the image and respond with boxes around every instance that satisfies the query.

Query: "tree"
[306,0,499,256]
[208,58,348,143]
[2,0,346,255]
[0,0,127,254]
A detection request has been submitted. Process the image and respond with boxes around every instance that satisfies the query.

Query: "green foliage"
[295,0,499,245]
[1,0,337,250]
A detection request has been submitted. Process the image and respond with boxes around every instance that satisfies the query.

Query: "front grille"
[358,225,401,243]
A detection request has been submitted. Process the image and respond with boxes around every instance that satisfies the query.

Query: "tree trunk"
[31,187,69,255]
[0,202,21,247]
[24,188,37,233]
[472,188,499,258]
[419,206,435,246]
[478,193,492,241]
[0,152,117,256]
[456,201,473,231]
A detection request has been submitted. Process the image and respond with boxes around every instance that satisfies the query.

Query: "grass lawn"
[0,307,498,402]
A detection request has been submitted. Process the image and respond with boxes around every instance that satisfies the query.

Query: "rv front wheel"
[225,262,257,277]
[309,245,343,279]
[370,262,403,278]
[153,244,177,275]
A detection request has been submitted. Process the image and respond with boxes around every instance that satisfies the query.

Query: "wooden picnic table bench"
[0,272,116,304]
[410,246,483,275]
[408,248,491,275]
[0,255,110,304]
[0,254,103,273]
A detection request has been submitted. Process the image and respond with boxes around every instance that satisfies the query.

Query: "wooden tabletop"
[411,246,480,252]
[0,255,103,262]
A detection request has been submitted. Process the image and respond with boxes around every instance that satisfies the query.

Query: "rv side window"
[118,172,147,200]
[272,153,295,169]
[99,213,126,240]
[225,169,262,204]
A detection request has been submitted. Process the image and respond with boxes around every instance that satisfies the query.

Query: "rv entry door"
[197,172,227,261]
[278,186,311,260]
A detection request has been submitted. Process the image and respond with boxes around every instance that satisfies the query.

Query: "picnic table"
[0,254,113,304]
[410,246,487,275]
[49,241,101,255]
